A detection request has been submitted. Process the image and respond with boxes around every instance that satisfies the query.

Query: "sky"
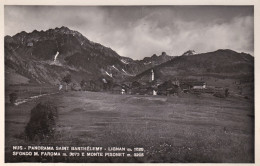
[5,6,254,59]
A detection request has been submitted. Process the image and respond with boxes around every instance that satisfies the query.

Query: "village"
[76,69,228,98]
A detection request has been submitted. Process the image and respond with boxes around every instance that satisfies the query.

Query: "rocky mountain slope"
[121,52,174,75]
[134,49,253,79]
[132,49,254,95]
[5,26,173,85]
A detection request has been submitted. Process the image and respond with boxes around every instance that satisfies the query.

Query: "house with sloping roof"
[190,82,206,89]
[180,81,206,91]
[157,80,180,96]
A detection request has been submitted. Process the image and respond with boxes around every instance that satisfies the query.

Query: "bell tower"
[151,69,154,81]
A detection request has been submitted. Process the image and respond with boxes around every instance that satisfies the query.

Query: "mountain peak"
[182,50,197,56]
[55,26,71,32]
[151,54,158,58]
[215,49,238,54]
[161,52,167,57]
[54,26,86,39]
[52,26,75,34]
[13,31,28,38]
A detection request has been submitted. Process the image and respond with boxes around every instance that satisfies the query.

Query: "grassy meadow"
[5,90,254,163]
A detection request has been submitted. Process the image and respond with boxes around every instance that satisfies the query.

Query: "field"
[5,89,254,163]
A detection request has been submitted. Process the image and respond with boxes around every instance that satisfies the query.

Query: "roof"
[191,82,206,86]
[182,81,206,86]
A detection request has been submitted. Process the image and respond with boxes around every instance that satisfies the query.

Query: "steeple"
[151,69,154,81]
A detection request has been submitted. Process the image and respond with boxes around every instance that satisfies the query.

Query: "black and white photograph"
[3,4,255,163]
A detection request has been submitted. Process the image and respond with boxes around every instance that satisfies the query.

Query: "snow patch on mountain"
[112,65,120,71]
[122,69,128,74]
[50,61,63,66]
[48,51,63,66]
[105,71,113,77]
[54,51,59,62]
[49,51,62,66]
[182,50,197,56]
[121,59,129,64]
[122,69,135,76]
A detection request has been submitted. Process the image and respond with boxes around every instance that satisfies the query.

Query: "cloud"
[96,13,253,59]
[165,15,254,56]
[5,6,254,59]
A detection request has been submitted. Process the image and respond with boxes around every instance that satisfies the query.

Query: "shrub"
[213,92,225,98]
[9,93,18,105]
[25,102,58,141]
[62,74,72,91]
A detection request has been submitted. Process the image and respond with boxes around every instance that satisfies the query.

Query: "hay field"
[5,91,254,163]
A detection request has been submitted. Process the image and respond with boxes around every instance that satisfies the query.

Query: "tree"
[103,79,113,91]
[80,79,87,91]
[225,88,229,97]
[62,74,72,91]
[9,93,18,105]
[80,79,86,88]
